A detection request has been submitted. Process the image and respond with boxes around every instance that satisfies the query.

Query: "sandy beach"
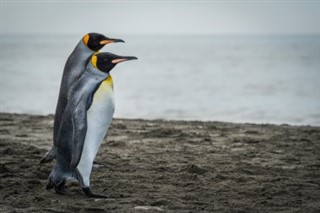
[0,113,319,212]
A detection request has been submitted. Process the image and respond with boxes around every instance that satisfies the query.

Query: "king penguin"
[40,33,124,164]
[46,52,137,198]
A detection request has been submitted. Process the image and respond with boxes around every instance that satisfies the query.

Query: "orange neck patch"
[91,54,98,68]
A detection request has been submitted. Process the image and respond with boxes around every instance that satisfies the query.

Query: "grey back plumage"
[53,41,95,146]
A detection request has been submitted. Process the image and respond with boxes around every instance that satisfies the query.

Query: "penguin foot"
[46,180,54,190]
[40,147,57,164]
[54,185,68,195]
[54,180,67,195]
[83,187,109,198]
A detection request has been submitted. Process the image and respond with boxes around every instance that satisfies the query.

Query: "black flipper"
[70,97,89,169]
[82,187,109,198]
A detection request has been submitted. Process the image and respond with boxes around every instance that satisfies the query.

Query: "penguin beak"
[100,38,125,45]
[112,56,138,64]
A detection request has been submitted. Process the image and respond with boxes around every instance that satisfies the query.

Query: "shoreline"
[1,113,320,212]
[2,112,319,128]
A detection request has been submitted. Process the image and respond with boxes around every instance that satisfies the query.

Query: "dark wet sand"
[0,113,320,212]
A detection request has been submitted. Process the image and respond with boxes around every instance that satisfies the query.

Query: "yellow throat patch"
[102,75,113,91]
[93,75,114,102]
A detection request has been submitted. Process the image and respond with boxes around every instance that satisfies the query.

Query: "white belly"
[77,76,115,187]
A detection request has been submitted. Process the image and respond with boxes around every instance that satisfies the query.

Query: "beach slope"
[0,113,319,212]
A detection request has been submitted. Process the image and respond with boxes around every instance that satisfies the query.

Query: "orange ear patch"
[83,34,90,45]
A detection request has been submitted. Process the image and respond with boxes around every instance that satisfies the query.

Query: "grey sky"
[1,1,319,35]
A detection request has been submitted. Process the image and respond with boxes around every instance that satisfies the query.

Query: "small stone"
[133,206,164,212]
[186,164,207,175]
[94,198,115,202]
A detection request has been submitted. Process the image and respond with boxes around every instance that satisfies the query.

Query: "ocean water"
[1,34,319,126]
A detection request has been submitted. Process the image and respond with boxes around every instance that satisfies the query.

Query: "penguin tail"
[40,146,57,164]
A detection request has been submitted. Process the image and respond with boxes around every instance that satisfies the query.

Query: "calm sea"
[1,34,319,126]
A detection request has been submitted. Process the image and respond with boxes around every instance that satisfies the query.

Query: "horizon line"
[1,32,319,37]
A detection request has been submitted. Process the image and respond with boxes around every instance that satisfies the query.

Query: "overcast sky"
[1,1,319,35]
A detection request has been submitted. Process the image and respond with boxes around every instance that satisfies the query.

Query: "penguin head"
[91,52,138,73]
[83,33,124,51]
